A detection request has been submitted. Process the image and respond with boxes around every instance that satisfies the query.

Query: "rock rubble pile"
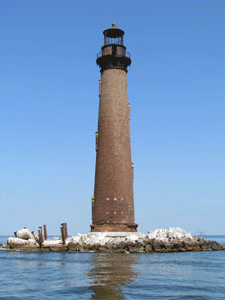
[146,227,194,241]
[66,227,194,246]
[7,228,38,248]
[5,227,225,253]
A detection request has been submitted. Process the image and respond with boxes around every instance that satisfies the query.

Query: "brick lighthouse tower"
[91,23,138,232]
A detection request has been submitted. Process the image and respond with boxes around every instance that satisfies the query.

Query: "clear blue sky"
[0,0,224,236]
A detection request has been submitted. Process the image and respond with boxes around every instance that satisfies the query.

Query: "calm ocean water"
[0,235,224,299]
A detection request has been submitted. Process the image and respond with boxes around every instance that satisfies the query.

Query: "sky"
[0,0,224,236]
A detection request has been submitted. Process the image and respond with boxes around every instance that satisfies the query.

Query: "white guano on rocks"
[7,227,195,248]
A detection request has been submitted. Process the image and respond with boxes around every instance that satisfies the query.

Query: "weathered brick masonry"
[91,24,138,232]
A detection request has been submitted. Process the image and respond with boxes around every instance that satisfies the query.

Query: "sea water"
[0,235,224,299]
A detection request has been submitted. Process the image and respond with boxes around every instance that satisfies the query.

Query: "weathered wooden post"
[43,224,47,240]
[60,225,65,245]
[38,225,43,248]
[32,231,39,242]
[64,222,68,239]
[60,222,67,240]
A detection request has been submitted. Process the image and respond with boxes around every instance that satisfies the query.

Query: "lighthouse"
[91,24,138,232]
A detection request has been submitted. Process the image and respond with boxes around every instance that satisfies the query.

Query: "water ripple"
[0,236,224,299]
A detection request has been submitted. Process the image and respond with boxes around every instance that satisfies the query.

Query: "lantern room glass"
[104,36,123,46]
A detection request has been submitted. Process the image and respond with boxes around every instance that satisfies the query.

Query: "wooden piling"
[64,222,68,239]
[32,231,39,242]
[60,225,65,245]
[43,224,47,240]
[38,226,43,248]
[60,222,66,239]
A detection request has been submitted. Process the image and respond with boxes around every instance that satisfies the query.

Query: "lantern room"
[96,23,131,72]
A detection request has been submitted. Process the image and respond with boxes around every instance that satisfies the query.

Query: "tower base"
[90,223,138,232]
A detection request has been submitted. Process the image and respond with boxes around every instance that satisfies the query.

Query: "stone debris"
[66,231,146,246]
[7,237,38,247]
[42,239,63,246]
[5,227,225,253]
[66,228,193,246]
[17,228,35,240]
[146,227,194,242]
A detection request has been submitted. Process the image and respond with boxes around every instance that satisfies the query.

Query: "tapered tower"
[91,23,138,232]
